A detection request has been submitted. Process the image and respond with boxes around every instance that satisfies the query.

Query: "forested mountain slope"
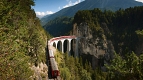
[0,0,50,79]
[43,17,73,36]
[68,6,143,80]
[73,6,143,56]
[41,0,143,26]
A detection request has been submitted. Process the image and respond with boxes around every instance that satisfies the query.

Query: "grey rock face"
[72,22,115,69]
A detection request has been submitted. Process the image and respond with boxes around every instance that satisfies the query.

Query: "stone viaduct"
[48,36,81,57]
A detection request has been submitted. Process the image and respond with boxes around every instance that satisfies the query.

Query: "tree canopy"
[0,0,49,79]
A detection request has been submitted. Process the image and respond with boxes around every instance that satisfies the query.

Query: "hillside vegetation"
[0,0,50,79]
[42,6,143,80]
[71,6,143,79]
[55,51,95,80]
[55,50,143,80]
[74,6,143,55]
[43,17,73,37]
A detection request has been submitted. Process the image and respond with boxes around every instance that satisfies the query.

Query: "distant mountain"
[40,14,51,25]
[41,0,143,26]
[43,17,73,37]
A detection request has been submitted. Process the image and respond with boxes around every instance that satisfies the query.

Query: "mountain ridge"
[41,0,143,26]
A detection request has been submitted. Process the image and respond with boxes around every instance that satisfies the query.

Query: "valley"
[1,0,143,80]
[43,3,143,80]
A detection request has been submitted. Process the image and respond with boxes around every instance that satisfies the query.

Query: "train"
[48,49,60,78]
[49,50,54,58]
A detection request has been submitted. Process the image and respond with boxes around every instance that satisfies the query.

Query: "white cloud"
[35,11,54,18]
[135,0,143,3]
[58,6,61,10]
[63,0,85,8]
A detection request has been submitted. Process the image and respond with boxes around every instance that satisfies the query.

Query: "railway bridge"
[48,35,80,57]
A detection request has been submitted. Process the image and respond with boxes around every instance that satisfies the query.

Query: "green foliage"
[74,6,143,54]
[106,52,143,80]
[136,30,143,36]
[60,67,71,80]
[136,30,143,40]
[0,52,33,80]
[43,16,73,36]
[74,10,92,24]
[0,0,49,79]
[92,68,106,80]
[39,5,143,80]
[55,51,106,80]
[57,52,143,80]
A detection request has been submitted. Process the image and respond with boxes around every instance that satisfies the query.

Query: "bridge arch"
[71,39,76,56]
[48,36,79,57]
[57,40,62,52]
[53,42,57,48]
[63,39,68,53]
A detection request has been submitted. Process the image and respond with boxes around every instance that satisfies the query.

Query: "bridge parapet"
[49,36,76,43]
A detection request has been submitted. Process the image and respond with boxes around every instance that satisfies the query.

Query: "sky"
[32,0,85,18]
[32,0,143,18]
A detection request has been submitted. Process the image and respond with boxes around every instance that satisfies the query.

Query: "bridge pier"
[60,40,64,53]
[54,41,58,49]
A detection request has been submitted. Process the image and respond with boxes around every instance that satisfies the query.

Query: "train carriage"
[50,58,60,78]
[49,50,54,58]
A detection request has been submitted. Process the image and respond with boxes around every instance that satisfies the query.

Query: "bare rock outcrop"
[72,22,115,69]
[30,62,48,80]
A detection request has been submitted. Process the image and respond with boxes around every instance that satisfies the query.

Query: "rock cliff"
[72,22,114,69]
